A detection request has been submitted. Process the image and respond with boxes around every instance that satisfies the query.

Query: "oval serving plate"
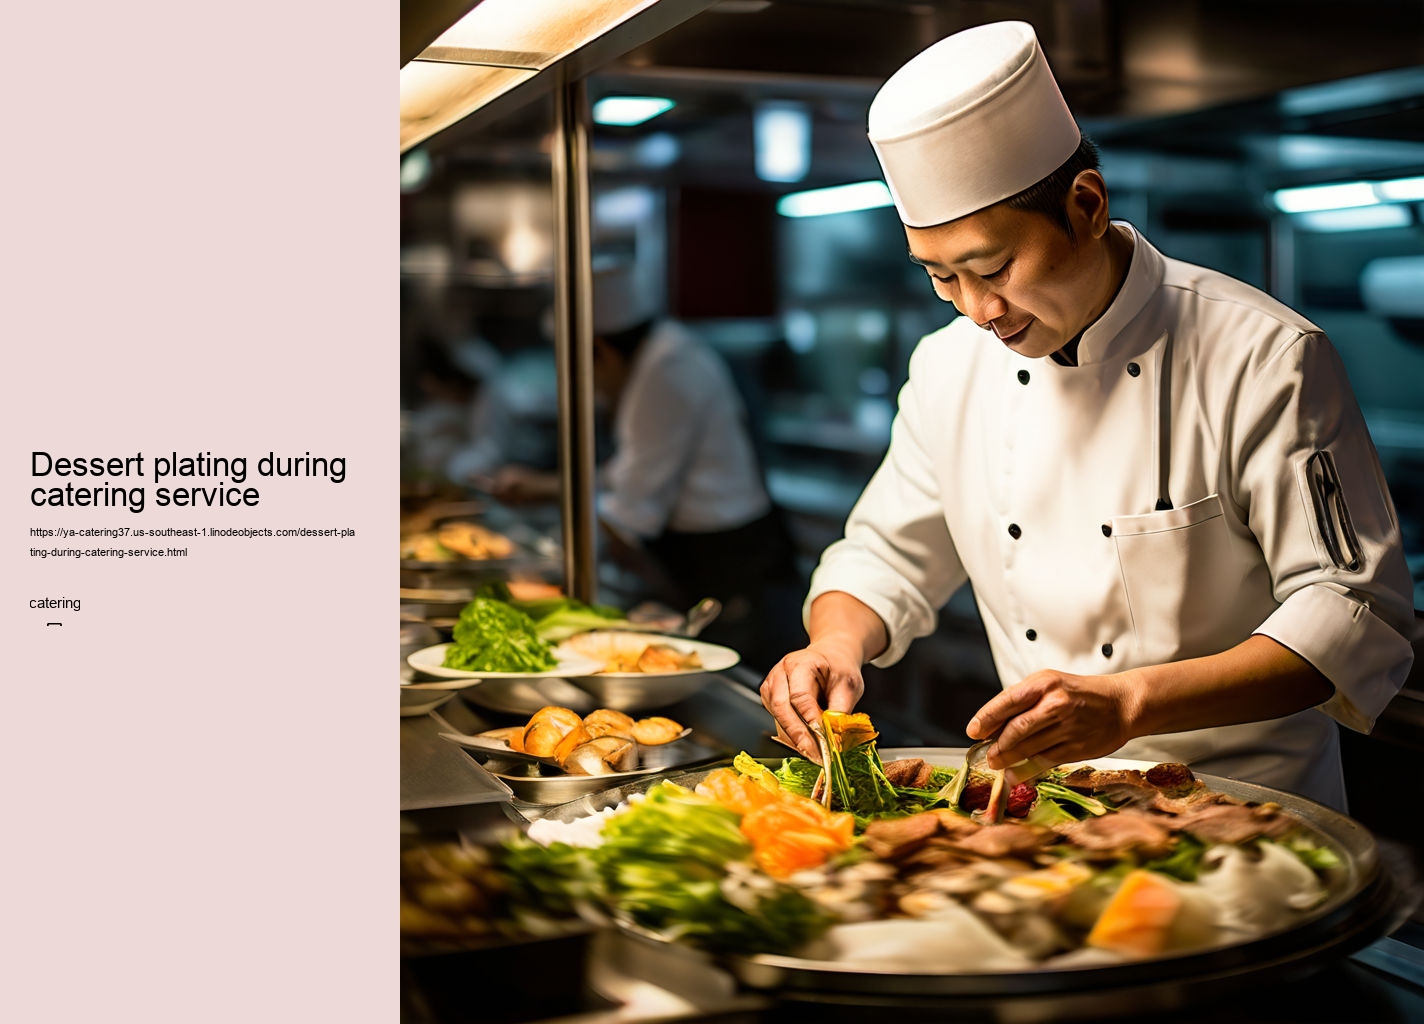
[551,632,741,713]
[555,631,740,675]
[407,643,604,682]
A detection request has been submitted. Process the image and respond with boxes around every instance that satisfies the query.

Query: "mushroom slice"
[478,727,525,752]
[552,724,592,763]
[561,736,640,775]
[523,706,583,757]
[583,708,636,739]
[631,716,685,745]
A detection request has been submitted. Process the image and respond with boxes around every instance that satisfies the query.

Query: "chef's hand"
[760,638,865,760]
[966,669,1141,784]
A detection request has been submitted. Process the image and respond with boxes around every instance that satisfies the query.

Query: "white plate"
[553,631,740,676]
[400,689,458,715]
[406,643,605,681]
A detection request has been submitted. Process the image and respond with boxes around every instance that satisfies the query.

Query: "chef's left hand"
[966,669,1142,784]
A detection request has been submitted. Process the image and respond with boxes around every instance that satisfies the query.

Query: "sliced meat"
[930,808,983,838]
[1058,769,1160,807]
[1094,782,1161,809]
[898,839,972,872]
[862,812,942,860]
[951,823,1054,860]
[882,758,934,789]
[1055,809,1176,859]
[1145,762,1198,797]
[1173,803,1295,845]
[1149,789,1229,816]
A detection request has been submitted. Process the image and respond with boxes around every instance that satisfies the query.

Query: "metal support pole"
[1267,214,1296,307]
[552,77,598,603]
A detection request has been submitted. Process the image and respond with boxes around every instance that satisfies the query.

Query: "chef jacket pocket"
[1111,493,1237,663]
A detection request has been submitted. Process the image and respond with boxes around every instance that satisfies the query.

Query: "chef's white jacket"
[600,320,770,540]
[807,223,1415,808]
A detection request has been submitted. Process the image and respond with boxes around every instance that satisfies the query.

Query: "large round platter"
[406,643,604,681]
[539,747,1403,1002]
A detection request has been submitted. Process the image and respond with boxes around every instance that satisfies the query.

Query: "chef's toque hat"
[868,21,1081,228]
[593,263,660,335]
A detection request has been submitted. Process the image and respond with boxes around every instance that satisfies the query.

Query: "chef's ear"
[1066,169,1112,240]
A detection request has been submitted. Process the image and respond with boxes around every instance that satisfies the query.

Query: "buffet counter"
[400,670,1424,1024]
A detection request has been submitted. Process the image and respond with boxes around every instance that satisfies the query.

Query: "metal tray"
[540,747,1407,1001]
[476,736,726,804]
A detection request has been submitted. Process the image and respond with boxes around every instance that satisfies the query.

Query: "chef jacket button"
[1007,523,1022,539]
[1017,369,1030,385]
[1025,628,1037,641]
[1102,524,1112,537]
[1126,362,1141,377]
[1101,643,1114,658]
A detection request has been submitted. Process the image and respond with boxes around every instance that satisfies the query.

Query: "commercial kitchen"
[398,2,1424,1020]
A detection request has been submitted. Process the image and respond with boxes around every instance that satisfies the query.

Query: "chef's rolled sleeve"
[805,360,967,666]
[1254,585,1413,732]
[1233,331,1416,731]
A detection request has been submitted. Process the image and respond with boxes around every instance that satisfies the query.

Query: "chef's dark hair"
[1002,135,1101,240]
[597,318,655,359]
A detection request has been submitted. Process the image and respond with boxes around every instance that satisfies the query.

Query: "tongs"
[770,718,836,809]
[935,737,1051,824]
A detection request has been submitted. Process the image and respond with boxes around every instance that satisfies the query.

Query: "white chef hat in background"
[868,21,1081,228]
[592,262,662,336]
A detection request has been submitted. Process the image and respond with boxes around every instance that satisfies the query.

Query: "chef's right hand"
[759,639,866,759]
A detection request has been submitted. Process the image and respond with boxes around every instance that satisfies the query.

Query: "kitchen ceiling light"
[755,102,811,183]
[1272,181,1379,214]
[400,0,681,152]
[592,96,675,126]
[777,180,894,218]
[1271,174,1424,215]
[1376,175,1424,202]
[1293,205,1412,233]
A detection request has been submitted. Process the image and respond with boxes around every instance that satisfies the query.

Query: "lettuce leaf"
[1035,782,1109,818]
[472,581,626,641]
[443,597,556,672]
[773,756,823,797]
[587,782,830,953]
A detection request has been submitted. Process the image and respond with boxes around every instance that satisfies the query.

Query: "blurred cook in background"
[490,265,800,668]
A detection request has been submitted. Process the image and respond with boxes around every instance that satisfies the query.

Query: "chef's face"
[905,171,1119,360]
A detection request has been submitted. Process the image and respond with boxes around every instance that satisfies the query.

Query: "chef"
[759,21,1415,808]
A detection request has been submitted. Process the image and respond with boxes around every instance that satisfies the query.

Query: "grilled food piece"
[631,716,685,745]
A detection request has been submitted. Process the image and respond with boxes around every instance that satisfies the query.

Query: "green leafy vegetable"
[1278,836,1342,872]
[588,782,830,953]
[1035,782,1109,818]
[732,752,780,790]
[1143,835,1208,881]
[772,757,823,797]
[1026,796,1078,828]
[497,836,601,922]
[825,744,899,819]
[473,581,626,641]
[443,597,556,672]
